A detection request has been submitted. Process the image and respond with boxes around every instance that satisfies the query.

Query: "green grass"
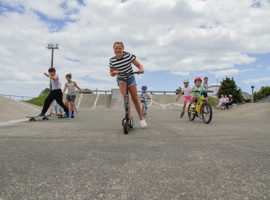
[208,96,219,109]
[26,94,48,106]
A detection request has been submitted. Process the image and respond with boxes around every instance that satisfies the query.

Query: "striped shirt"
[109,51,136,79]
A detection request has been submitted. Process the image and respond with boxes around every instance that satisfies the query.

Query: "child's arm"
[62,83,67,94]
[176,91,183,101]
[110,68,119,77]
[44,73,58,80]
[132,59,144,74]
[74,82,85,93]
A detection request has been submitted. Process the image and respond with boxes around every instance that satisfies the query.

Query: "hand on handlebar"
[137,69,144,74]
[111,70,119,77]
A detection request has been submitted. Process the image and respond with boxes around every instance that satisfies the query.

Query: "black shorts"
[202,92,208,98]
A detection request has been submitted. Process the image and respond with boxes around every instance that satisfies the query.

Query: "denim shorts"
[117,75,136,86]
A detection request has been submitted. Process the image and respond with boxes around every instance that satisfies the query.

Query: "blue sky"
[0,0,269,97]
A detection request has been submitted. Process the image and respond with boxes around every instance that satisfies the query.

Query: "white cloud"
[0,0,270,96]
[243,77,270,84]
[210,69,240,78]
[267,67,270,70]
[171,71,190,77]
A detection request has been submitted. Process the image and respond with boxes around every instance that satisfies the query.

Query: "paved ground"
[0,108,269,199]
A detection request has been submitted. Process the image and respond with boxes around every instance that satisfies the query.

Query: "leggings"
[225,102,233,109]
[42,89,68,114]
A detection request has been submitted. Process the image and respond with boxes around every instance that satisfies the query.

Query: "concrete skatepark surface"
[0,94,269,199]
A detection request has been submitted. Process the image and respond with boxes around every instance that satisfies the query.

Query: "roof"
[241,92,251,100]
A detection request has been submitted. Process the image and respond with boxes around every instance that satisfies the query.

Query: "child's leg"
[129,84,143,121]
[191,96,197,103]
[70,96,76,112]
[64,98,69,108]
[183,101,187,111]
[59,105,63,114]
[55,90,69,113]
[54,100,58,113]
[141,104,144,113]
[41,91,55,114]
[70,102,74,111]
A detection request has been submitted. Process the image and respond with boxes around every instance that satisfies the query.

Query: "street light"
[47,44,59,91]
[47,43,59,68]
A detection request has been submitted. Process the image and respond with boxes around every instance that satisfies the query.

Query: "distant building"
[208,85,220,98]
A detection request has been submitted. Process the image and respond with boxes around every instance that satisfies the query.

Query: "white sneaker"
[199,114,203,119]
[191,103,195,108]
[140,119,147,128]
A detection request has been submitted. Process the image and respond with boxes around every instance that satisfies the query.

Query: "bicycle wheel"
[188,103,195,121]
[202,101,212,124]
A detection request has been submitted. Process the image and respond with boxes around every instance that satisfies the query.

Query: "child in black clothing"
[38,67,69,117]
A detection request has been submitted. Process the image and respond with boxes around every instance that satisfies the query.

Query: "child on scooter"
[176,79,191,118]
[109,41,147,127]
[139,85,150,115]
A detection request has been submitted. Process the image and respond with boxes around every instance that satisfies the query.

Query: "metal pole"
[251,86,254,103]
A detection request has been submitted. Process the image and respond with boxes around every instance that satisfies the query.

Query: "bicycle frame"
[189,94,205,115]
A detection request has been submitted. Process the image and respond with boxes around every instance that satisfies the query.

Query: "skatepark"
[0,93,269,199]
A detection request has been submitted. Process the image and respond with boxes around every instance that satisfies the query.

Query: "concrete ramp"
[0,95,45,123]
[148,94,183,109]
[216,103,269,120]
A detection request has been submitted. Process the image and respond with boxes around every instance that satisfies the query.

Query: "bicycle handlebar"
[193,90,213,93]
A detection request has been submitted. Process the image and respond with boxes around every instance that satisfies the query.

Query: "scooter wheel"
[123,121,129,134]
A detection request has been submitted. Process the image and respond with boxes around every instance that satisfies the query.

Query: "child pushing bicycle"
[176,78,191,118]
[139,85,150,115]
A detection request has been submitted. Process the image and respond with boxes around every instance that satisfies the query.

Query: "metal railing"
[0,94,36,101]
[90,90,178,95]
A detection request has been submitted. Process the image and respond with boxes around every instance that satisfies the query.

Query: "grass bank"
[208,96,219,108]
[26,94,48,106]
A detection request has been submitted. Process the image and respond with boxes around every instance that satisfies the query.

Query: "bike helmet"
[183,78,189,83]
[141,85,147,90]
[194,77,202,83]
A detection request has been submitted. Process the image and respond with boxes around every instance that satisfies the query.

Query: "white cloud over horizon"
[0,0,270,96]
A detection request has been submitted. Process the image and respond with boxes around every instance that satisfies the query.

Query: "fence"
[1,90,178,102]
[91,89,177,95]
[0,94,35,101]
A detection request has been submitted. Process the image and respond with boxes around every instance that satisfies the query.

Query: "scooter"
[142,96,151,117]
[121,71,140,134]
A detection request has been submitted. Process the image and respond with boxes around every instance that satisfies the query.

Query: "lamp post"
[47,44,59,68]
[47,44,59,89]
[251,86,254,103]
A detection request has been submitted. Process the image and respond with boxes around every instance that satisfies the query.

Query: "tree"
[253,86,270,101]
[39,88,50,96]
[176,86,182,95]
[217,77,243,103]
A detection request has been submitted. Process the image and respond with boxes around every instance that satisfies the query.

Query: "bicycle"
[188,91,213,124]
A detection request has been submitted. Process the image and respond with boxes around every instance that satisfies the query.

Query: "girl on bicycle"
[109,42,147,127]
[176,79,191,118]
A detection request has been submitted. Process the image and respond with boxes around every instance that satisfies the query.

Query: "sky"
[0,0,269,98]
